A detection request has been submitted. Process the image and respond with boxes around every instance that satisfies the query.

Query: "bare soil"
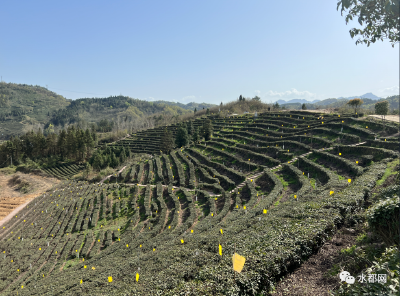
[0,172,60,223]
[368,115,399,123]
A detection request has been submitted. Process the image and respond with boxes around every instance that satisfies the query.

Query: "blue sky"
[1,0,398,104]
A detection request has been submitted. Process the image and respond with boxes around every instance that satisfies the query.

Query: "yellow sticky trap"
[338,115,340,117]
[80,279,83,284]
[211,213,214,216]
[191,229,193,233]
[181,239,184,244]
[168,226,171,229]
[243,206,246,210]
[136,273,139,282]
[39,248,41,250]
[84,265,87,268]
[108,276,113,282]
[348,179,352,183]
[126,244,129,247]
[322,122,324,124]
[232,253,246,273]
[118,238,120,241]
[153,248,155,251]
[330,191,334,195]
[356,161,358,164]
[219,244,222,256]
[263,209,267,214]
[366,126,368,128]
[251,179,253,182]
[140,245,142,248]
[220,229,223,235]
[92,267,95,270]
[339,153,341,155]
[294,195,297,199]
[21,286,23,289]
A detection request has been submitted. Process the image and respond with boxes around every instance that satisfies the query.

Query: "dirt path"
[367,114,399,123]
[272,227,360,296]
[0,172,60,223]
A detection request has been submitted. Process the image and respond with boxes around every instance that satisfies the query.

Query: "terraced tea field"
[0,111,398,295]
[42,163,85,179]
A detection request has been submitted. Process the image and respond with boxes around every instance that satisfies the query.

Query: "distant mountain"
[276,99,320,104]
[337,92,383,100]
[151,101,216,111]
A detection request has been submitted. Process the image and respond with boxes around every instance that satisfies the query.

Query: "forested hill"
[0,82,70,139]
[0,82,216,140]
[47,96,197,127]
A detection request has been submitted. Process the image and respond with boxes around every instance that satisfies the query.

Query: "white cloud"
[377,86,399,95]
[179,95,196,103]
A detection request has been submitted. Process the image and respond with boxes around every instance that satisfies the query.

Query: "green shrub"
[366,195,399,246]
[333,246,399,296]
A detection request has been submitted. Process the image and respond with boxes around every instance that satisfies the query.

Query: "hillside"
[0,83,206,140]
[151,100,216,111]
[47,96,194,128]
[0,83,70,140]
[280,95,399,113]
[0,110,398,295]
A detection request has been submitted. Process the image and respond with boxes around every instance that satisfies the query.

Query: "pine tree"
[192,127,199,142]
[302,103,307,110]
[66,126,77,160]
[239,95,243,101]
[57,129,67,160]
[160,129,174,154]
[194,108,197,113]
[187,120,193,135]
[203,119,213,141]
[206,108,210,115]
[175,124,189,147]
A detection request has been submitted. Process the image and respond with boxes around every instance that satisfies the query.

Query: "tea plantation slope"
[0,111,399,295]
[0,159,391,295]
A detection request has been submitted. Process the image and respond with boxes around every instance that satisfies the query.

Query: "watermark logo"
[339,271,355,284]
[339,271,387,284]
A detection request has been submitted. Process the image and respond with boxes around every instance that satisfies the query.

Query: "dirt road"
[0,172,60,222]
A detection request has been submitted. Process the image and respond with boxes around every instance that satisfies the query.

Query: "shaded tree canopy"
[337,0,399,47]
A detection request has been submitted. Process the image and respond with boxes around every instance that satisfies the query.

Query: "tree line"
[160,119,213,153]
[0,126,97,168]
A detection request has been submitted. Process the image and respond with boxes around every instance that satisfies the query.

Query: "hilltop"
[0,83,217,140]
[0,83,70,139]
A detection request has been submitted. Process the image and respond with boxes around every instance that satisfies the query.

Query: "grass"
[376,159,399,186]
[274,195,283,206]
[0,166,17,175]
[310,178,316,189]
